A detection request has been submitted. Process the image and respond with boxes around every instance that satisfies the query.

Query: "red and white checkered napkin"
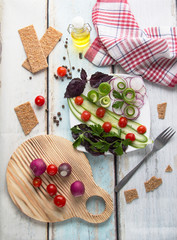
[85,0,177,87]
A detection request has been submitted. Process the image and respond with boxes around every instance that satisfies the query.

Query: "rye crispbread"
[157,102,167,119]
[144,176,162,192]
[124,188,139,203]
[22,27,62,72]
[14,102,39,135]
[18,25,48,73]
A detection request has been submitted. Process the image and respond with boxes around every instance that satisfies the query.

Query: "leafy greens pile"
[71,124,131,156]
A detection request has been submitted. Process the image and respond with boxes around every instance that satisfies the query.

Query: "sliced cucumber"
[80,95,148,143]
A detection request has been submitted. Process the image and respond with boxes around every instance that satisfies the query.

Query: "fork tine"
[157,126,171,138]
[162,127,173,138]
[164,130,176,143]
[162,128,173,139]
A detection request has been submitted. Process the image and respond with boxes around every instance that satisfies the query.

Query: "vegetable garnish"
[98,82,111,96]
[70,181,85,197]
[118,117,127,128]
[57,66,67,77]
[137,125,147,134]
[75,96,84,105]
[99,96,111,108]
[54,195,66,207]
[35,96,45,106]
[96,107,106,118]
[125,133,136,141]
[71,124,131,156]
[81,110,91,122]
[64,69,87,98]
[122,88,135,104]
[90,72,113,88]
[47,184,57,196]
[47,164,58,176]
[30,159,46,176]
[33,177,42,187]
[87,90,99,103]
[58,163,72,177]
[102,122,112,133]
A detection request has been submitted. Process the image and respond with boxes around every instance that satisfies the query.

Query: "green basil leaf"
[113,90,123,99]
[112,101,124,109]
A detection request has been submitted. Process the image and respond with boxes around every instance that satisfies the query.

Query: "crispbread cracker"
[22,27,62,72]
[18,25,48,73]
[157,102,167,119]
[124,189,139,203]
[165,165,173,172]
[144,176,162,192]
[14,102,39,135]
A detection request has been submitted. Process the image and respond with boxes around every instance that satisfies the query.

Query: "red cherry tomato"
[46,184,57,196]
[33,177,42,187]
[81,111,91,122]
[47,164,58,176]
[57,67,67,77]
[75,96,84,105]
[118,117,128,128]
[125,133,136,141]
[96,107,106,118]
[102,122,112,133]
[137,125,147,134]
[35,96,45,106]
[54,195,66,207]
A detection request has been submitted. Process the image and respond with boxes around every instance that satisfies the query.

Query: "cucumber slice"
[87,90,99,103]
[99,96,111,108]
[98,82,111,96]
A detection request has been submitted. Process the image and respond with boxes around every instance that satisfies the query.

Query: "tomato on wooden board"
[75,96,84,105]
[33,177,42,187]
[46,184,57,196]
[96,107,106,118]
[81,111,91,122]
[102,122,112,133]
[118,117,127,128]
[57,66,67,77]
[47,164,58,176]
[137,125,147,134]
[125,133,136,141]
[54,195,66,207]
[35,96,45,106]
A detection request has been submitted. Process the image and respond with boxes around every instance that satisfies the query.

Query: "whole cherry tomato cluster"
[32,163,69,208]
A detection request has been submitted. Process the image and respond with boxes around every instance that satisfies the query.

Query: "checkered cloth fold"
[85,0,177,87]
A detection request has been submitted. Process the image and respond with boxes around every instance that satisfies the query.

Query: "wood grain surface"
[6,135,113,223]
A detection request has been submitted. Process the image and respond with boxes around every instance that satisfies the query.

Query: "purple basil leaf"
[90,72,113,88]
[64,78,86,98]
[80,68,87,82]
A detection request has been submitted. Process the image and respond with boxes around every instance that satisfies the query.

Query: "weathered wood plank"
[48,0,116,239]
[116,1,177,240]
[0,0,48,239]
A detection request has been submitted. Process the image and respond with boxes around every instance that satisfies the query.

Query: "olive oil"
[68,16,91,48]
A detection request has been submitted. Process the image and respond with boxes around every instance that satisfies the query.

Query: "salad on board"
[64,69,151,156]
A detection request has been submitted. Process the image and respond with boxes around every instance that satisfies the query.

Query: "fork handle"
[114,151,152,193]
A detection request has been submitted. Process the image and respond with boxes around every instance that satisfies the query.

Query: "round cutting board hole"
[86,196,105,215]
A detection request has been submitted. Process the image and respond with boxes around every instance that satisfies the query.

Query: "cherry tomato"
[125,133,136,141]
[137,125,147,134]
[96,107,106,118]
[102,122,112,133]
[33,177,42,187]
[46,184,57,196]
[35,96,45,106]
[81,111,91,122]
[118,117,127,128]
[54,195,66,207]
[57,67,67,77]
[47,164,58,176]
[75,96,84,105]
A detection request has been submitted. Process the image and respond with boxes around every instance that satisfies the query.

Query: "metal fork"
[114,127,176,193]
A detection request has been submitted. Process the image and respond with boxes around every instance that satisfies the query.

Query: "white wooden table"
[1,0,177,239]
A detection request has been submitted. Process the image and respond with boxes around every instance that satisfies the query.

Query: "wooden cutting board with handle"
[6,135,113,223]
